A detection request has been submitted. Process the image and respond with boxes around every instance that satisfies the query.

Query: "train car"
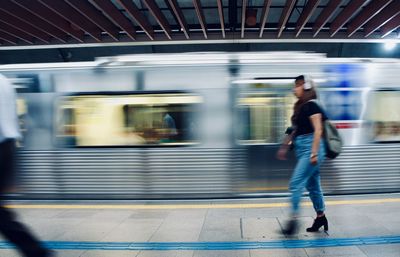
[1,52,399,199]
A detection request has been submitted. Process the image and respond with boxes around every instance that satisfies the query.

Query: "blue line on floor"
[0,235,399,251]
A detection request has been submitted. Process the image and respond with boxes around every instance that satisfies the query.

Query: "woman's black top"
[294,101,325,137]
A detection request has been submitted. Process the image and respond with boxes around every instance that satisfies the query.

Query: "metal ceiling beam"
[0,31,398,50]
[330,0,364,37]
[294,0,320,37]
[116,0,154,40]
[142,0,172,39]
[217,0,226,38]
[12,0,85,42]
[0,31,18,45]
[241,0,248,38]
[381,14,400,38]
[347,0,393,37]
[1,0,67,43]
[167,0,189,39]
[364,1,400,37]
[313,0,342,37]
[0,0,397,47]
[277,0,296,38]
[90,0,136,41]
[38,0,103,42]
[193,0,207,39]
[164,0,181,31]
[259,0,272,38]
[0,9,50,43]
[65,0,120,41]
[0,20,34,44]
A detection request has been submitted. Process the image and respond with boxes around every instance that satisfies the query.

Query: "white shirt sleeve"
[0,74,21,142]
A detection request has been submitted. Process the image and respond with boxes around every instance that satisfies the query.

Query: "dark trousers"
[0,139,49,257]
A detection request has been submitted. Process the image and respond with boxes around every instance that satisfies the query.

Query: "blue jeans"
[290,133,326,215]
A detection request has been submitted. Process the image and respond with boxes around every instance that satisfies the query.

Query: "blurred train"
[1,52,399,199]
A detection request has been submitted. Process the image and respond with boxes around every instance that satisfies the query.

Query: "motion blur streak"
[0,52,399,200]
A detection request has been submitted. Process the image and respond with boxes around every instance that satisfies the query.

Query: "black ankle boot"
[306,215,328,232]
[282,219,298,236]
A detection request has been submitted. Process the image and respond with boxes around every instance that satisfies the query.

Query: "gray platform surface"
[0,194,399,257]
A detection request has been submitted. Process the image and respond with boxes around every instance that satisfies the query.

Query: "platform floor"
[0,194,399,257]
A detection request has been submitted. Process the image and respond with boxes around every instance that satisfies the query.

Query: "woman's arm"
[310,113,323,165]
[276,131,295,160]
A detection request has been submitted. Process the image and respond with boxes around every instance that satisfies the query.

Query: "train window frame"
[16,97,28,147]
[235,91,295,145]
[54,91,203,147]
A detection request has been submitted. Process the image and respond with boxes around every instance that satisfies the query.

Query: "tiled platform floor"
[0,194,399,257]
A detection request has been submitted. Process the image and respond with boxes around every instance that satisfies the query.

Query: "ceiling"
[0,0,399,48]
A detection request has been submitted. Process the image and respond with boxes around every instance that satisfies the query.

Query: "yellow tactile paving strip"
[6,198,400,210]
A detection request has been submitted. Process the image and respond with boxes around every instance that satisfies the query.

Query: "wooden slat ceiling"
[0,0,398,47]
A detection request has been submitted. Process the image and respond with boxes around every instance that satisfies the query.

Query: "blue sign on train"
[323,63,365,88]
[319,90,363,121]
[320,64,366,121]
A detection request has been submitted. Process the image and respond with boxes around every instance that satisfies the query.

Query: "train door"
[234,87,296,195]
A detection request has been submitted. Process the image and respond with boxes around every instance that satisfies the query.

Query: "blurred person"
[188,119,199,141]
[161,111,178,142]
[394,122,400,140]
[0,74,53,257]
[276,75,328,235]
[373,122,385,141]
[124,129,146,145]
[390,122,400,141]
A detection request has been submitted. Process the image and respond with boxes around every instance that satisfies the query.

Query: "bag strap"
[308,99,328,120]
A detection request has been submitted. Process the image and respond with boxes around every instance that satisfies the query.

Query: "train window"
[236,93,294,144]
[16,98,28,146]
[371,91,400,142]
[56,93,202,146]
[56,104,77,146]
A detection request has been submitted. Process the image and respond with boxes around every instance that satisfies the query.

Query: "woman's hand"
[276,147,288,160]
[310,154,318,165]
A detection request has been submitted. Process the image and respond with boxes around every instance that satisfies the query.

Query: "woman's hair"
[291,76,317,126]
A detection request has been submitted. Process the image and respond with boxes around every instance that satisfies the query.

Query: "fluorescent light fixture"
[232,79,293,84]
[383,41,397,51]
[232,78,327,84]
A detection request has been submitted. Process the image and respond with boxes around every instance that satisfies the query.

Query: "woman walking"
[276,75,328,235]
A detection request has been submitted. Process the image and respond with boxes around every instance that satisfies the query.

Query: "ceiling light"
[383,41,397,51]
